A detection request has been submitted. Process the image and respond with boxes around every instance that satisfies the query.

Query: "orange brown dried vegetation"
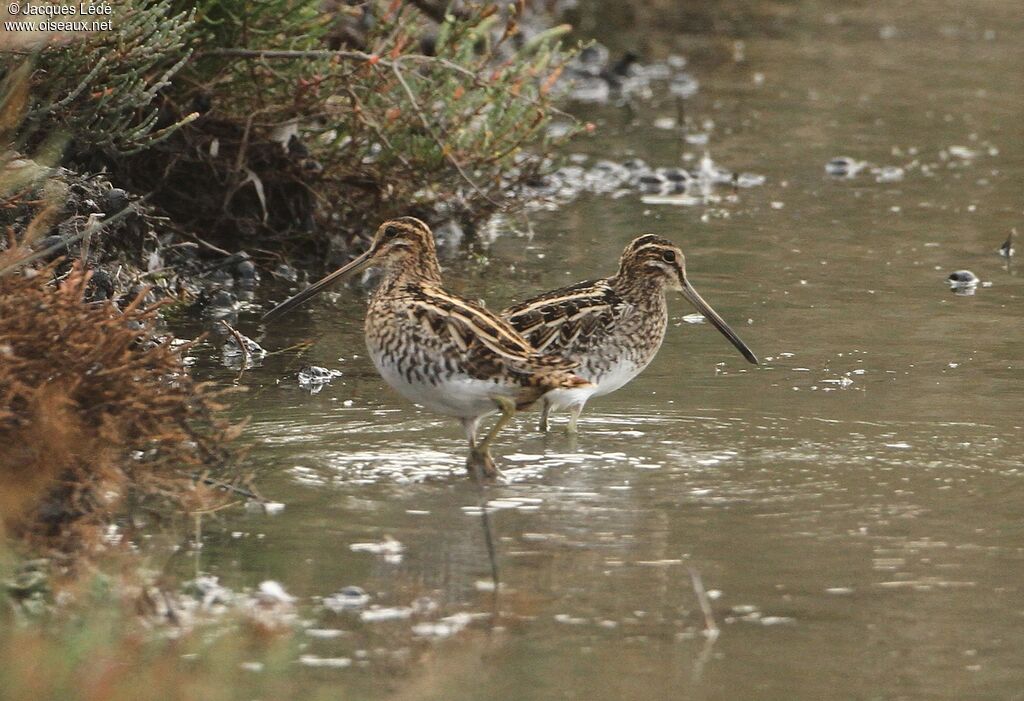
[0,248,242,558]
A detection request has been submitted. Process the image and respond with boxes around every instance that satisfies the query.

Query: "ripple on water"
[322,448,462,483]
[298,655,352,669]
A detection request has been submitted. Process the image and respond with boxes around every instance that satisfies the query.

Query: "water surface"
[185,2,1024,698]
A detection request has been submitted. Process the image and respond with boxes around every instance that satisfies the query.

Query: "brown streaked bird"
[502,234,758,433]
[262,217,590,478]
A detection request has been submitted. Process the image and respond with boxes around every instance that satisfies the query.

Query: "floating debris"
[945,145,978,160]
[205,289,238,319]
[236,257,259,285]
[411,612,484,639]
[360,606,413,622]
[735,173,767,188]
[873,165,905,183]
[524,151,762,208]
[557,42,696,105]
[306,628,346,639]
[947,270,980,295]
[256,580,295,605]
[658,166,692,183]
[244,500,285,515]
[584,160,632,193]
[758,616,796,626]
[231,580,298,631]
[635,172,669,192]
[221,331,266,366]
[554,613,590,626]
[272,263,299,282]
[825,157,869,178]
[323,586,370,611]
[668,72,700,99]
[349,536,404,564]
[999,229,1015,257]
[298,655,352,669]
[821,376,855,388]
[410,596,439,615]
[697,152,734,185]
[183,575,234,611]
[298,365,343,393]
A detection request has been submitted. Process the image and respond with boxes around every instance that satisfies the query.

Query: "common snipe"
[262,217,589,477]
[502,234,758,432]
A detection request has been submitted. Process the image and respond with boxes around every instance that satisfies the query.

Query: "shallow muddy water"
[184,2,1023,698]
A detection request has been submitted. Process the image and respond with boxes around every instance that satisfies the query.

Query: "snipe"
[262,217,589,477]
[502,234,758,432]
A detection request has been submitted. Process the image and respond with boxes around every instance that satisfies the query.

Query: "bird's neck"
[375,251,443,293]
[610,269,668,307]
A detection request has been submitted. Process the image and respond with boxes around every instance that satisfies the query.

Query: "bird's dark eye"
[661,250,676,263]
[383,225,400,239]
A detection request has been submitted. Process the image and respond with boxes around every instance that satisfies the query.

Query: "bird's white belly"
[543,362,643,410]
[371,352,505,419]
[590,361,645,398]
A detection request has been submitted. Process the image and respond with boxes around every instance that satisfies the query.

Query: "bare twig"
[263,340,315,356]
[0,200,140,277]
[205,46,504,204]
[189,499,244,516]
[196,47,380,62]
[178,229,232,257]
[390,57,501,209]
[220,319,251,374]
[193,473,260,501]
[341,85,415,172]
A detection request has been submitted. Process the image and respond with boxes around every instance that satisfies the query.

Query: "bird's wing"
[404,282,580,377]
[502,279,620,354]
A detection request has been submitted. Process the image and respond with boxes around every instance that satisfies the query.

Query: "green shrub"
[122,0,582,252]
[9,0,197,155]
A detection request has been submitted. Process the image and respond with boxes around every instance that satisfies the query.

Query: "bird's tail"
[542,368,593,393]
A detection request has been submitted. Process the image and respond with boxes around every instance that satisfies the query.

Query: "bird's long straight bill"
[261,250,372,322]
[681,281,759,365]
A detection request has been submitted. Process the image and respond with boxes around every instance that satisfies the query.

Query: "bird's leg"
[538,399,551,433]
[565,403,584,434]
[479,396,516,452]
[468,396,516,479]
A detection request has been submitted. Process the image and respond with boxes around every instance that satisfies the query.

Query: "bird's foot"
[467,447,504,480]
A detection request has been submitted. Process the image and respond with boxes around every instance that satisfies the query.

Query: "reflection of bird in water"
[503,235,758,433]
[262,217,590,478]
